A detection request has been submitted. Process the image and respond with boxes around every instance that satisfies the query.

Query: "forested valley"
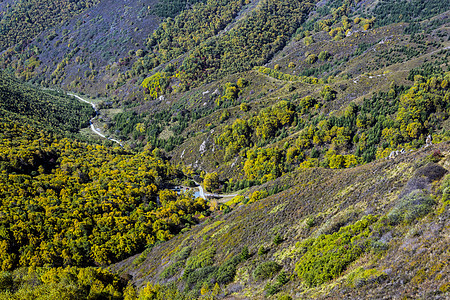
[0,0,450,298]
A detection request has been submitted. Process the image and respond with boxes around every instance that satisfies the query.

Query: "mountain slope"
[0,0,450,299]
[112,143,450,299]
[0,70,93,133]
[0,0,161,98]
[0,0,100,51]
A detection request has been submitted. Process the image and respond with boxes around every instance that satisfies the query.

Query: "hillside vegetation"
[0,0,100,51]
[112,144,450,299]
[0,0,450,298]
[0,70,93,133]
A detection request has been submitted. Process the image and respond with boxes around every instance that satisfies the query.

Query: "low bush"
[214,255,243,284]
[185,266,217,286]
[346,267,387,288]
[265,282,282,296]
[258,246,267,256]
[160,261,185,279]
[241,246,250,260]
[176,246,192,261]
[414,163,447,182]
[253,261,282,281]
[273,234,284,245]
[388,190,435,225]
[184,247,216,277]
[295,215,377,287]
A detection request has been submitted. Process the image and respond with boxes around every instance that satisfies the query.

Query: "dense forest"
[0,118,210,270]
[0,70,93,133]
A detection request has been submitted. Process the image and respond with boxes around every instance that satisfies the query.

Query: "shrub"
[320,85,337,101]
[303,36,314,46]
[241,246,250,260]
[253,261,282,280]
[160,261,185,279]
[184,247,216,277]
[387,190,435,225]
[414,163,447,182]
[265,282,282,296]
[346,267,387,288]
[258,246,266,256]
[295,215,377,287]
[273,234,284,245]
[277,271,289,285]
[240,103,250,112]
[0,272,13,291]
[441,174,450,204]
[306,54,317,64]
[184,254,243,290]
[236,78,248,88]
[185,266,217,286]
[220,110,230,122]
[306,216,315,228]
[318,51,330,61]
[214,255,243,284]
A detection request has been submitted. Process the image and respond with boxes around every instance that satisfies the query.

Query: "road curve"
[193,180,238,200]
[197,183,206,199]
[68,93,123,146]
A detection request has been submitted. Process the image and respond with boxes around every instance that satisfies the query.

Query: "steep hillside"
[0,0,160,97]
[112,143,450,299]
[0,70,93,134]
[99,0,449,158]
[0,0,100,51]
[1,0,450,299]
[2,0,449,104]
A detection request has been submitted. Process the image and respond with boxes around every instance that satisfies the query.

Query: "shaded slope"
[0,70,93,133]
[1,0,161,97]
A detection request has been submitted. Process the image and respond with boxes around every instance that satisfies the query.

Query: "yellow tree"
[204,172,220,192]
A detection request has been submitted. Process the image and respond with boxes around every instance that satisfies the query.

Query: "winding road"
[68,93,123,146]
[71,92,241,201]
[193,180,238,201]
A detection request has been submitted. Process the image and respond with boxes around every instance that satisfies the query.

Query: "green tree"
[320,86,337,101]
[241,246,250,260]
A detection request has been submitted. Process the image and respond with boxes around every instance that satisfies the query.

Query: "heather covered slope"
[1,0,450,298]
[113,143,450,299]
[0,0,101,51]
[0,0,161,96]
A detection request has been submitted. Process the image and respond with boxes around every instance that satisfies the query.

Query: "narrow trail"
[68,93,123,146]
